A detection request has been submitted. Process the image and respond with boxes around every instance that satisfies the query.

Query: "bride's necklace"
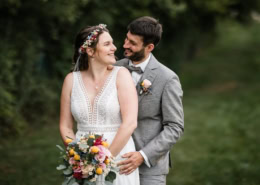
[93,80,102,91]
[93,71,109,91]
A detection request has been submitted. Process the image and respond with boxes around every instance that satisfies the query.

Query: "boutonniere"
[139,79,152,95]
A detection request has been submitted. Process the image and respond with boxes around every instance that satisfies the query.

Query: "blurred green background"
[1,0,260,185]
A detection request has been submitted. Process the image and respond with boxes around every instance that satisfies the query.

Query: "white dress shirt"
[128,54,151,168]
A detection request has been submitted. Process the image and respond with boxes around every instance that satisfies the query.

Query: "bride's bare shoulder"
[117,66,131,78]
[116,67,135,89]
[62,72,74,91]
[64,72,73,83]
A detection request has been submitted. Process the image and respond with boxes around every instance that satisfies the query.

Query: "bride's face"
[93,32,117,65]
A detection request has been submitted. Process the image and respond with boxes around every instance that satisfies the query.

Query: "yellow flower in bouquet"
[89,135,95,139]
[69,149,75,156]
[65,138,73,144]
[104,158,110,165]
[102,141,109,148]
[74,154,80,161]
[90,146,99,153]
[96,167,103,175]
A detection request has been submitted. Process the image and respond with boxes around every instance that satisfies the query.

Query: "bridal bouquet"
[56,134,117,185]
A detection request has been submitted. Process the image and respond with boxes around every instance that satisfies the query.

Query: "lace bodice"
[71,67,122,133]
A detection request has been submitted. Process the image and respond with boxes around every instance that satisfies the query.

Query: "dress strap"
[111,66,122,83]
[71,71,80,97]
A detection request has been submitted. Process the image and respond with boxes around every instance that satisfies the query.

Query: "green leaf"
[105,171,116,182]
[56,145,65,151]
[87,138,94,146]
[62,176,73,185]
[104,181,113,185]
[66,176,76,185]
[111,166,119,172]
[79,143,89,149]
[95,134,102,139]
[83,181,95,185]
[63,167,73,175]
[57,164,67,170]
[62,180,68,185]
[66,136,73,140]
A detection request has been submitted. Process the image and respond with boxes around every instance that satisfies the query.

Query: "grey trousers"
[140,174,166,185]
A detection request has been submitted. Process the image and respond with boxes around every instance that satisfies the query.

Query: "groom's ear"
[146,43,154,52]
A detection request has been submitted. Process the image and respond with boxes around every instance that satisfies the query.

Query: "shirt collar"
[129,53,151,72]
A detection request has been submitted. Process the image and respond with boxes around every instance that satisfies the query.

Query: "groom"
[116,16,184,185]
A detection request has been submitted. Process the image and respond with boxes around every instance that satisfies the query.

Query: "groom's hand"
[118,152,144,175]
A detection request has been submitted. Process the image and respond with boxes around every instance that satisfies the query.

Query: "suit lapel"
[118,55,159,103]
[137,54,159,103]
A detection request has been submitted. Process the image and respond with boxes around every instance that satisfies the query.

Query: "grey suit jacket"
[116,54,184,175]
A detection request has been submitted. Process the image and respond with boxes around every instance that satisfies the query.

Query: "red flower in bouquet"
[73,172,82,179]
[94,137,102,146]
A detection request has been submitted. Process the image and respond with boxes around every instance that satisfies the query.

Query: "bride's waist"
[77,124,120,133]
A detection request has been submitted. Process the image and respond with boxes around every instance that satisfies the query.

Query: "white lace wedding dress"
[70,66,140,185]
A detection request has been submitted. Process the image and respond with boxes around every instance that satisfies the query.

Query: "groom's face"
[123,31,146,62]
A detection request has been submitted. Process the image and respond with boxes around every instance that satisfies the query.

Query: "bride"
[59,24,140,185]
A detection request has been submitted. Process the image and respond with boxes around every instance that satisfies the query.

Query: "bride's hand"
[108,147,116,157]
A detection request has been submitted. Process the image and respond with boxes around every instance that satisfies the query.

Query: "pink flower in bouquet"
[69,157,76,165]
[73,166,82,173]
[94,145,110,163]
[99,163,106,169]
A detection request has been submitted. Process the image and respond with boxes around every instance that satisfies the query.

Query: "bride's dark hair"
[72,25,108,71]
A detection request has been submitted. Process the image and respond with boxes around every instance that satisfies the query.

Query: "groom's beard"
[124,47,145,62]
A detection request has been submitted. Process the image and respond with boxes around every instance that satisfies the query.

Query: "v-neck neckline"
[78,68,115,113]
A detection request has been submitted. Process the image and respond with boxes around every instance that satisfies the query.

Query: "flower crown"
[79,24,107,54]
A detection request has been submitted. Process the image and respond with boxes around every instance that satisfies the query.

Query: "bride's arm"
[59,73,75,145]
[108,68,138,156]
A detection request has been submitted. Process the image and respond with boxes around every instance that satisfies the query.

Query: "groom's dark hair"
[127,16,162,47]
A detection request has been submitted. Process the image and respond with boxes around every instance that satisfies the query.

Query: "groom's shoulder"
[154,58,179,80]
[115,58,128,66]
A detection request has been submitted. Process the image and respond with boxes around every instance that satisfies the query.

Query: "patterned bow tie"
[125,65,143,74]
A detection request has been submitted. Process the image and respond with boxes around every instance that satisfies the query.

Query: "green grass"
[167,21,260,185]
[0,124,64,185]
[168,88,260,185]
[1,21,260,185]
